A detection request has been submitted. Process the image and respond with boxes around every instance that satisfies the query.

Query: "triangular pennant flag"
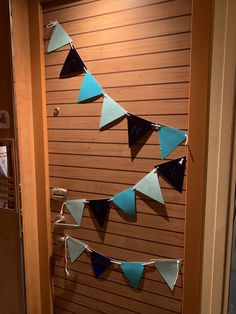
[112,188,136,218]
[47,22,72,53]
[127,114,153,147]
[120,262,144,289]
[67,236,85,263]
[155,259,181,291]
[78,71,104,103]
[135,169,164,204]
[65,199,85,226]
[90,251,111,277]
[88,199,110,228]
[156,157,186,192]
[60,47,86,78]
[100,95,126,129]
[158,126,187,159]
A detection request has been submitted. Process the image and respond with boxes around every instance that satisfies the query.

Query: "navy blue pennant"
[156,157,186,193]
[60,47,86,78]
[88,199,110,228]
[90,251,111,277]
[127,114,153,147]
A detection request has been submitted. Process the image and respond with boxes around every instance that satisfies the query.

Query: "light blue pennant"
[67,236,86,263]
[78,71,104,103]
[155,259,182,291]
[158,126,187,159]
[47,22,72,53]
[65,199,85,227]
[120,262,144,289]
[112,188,136,218]
[100,95,126,129]
[134,169,164,204]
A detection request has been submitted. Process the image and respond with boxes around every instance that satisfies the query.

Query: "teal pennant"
[78,71,104,103]
[158,126,187,159]
[112,188,136,218]
[120,262,144,289]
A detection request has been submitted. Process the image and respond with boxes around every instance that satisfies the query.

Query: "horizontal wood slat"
[44,0,190,312]
[44,15,191,54]
[45,33,191,66]
[46,66,190,89]
[46,99,189,116]
[48,141,187,159]
[43,0,189,25]
[48,164,187,191]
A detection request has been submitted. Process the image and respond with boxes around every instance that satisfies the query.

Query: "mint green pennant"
[65,199,85,226]
[135,169,164,204]
[120,262,144,289]
[155,259,182,291]
[67,236,85,263]
[78,71,104,103]
[47,22,72,53]
[100,95,126,129]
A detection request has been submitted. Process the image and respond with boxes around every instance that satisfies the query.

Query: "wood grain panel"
[44,0,190,312]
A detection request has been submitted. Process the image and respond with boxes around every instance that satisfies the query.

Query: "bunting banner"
[63,235,182,290]
[156,157,186,193]
[60,46,86,78]
[120,262,144,289]
[127,114,153,147]
[155,259,182,291]
[78,71,104,103]
[112,188,136,218]
[134,169,164,204]
[65,199,85,226]
[54,159,185,229]
[100,94,127,129]
[46,25,188,157]
[90,251,111,277]
[88,199,110,228]
[158,126,187,159]
[67,236,86,263]
[47,21,72,53]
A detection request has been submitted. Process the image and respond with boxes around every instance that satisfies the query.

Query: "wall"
[43,0,191,313]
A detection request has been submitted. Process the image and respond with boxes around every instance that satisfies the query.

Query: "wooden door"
[0,1,25,313]
[41,0,211,313]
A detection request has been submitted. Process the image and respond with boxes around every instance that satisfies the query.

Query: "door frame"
[10,0,215,313]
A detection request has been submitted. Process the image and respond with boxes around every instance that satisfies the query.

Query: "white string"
[46,20,57,28]
[151,123,161,130]
[179,157,184,165]
[69,42,74,49]
[64,235,70,277]
[59,202,66,215]
[184,134,188,145]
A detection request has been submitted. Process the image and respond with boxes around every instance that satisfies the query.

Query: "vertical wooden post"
[183,0,213,313]
[11,0,52,312]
